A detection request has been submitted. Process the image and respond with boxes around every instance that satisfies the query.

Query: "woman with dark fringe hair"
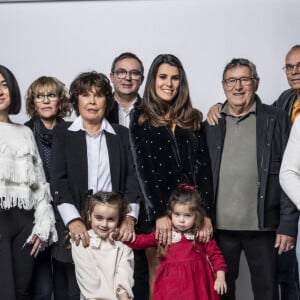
[0,66,57,300]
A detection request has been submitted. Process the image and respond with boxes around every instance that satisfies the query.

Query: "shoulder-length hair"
[69,71,113,116]
[139,54,202,130]
[26,76,72,118]
[0,65,21,115]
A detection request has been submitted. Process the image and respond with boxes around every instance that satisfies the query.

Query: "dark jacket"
[106,95,142,124]
[273,88,297,114]
[129,106,214,232]
[25,117,70,181]
[50,122,141,262]
[204,96,298,237]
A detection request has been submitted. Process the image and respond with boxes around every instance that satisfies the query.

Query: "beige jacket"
[71,229,134,300]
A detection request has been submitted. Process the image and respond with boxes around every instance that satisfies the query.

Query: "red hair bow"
[179,183,195,190]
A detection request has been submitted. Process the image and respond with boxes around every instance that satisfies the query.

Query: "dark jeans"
[0,208,35,300]
[52,258,80,300]
[30,247,53,300]
[133,249,149,300]
[217,230,279,300]
[278,249,300,300]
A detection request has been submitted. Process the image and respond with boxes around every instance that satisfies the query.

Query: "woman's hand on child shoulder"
[197,216,213,243]
[68,219,90,247]
[214,271,227,295]
[118,216,136,242]
[155,216,172,246]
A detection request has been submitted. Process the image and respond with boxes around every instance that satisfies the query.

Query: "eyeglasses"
[112,68,142,80]
[33,93,58,102]
[223,77,255,88]
[282,63,300,74]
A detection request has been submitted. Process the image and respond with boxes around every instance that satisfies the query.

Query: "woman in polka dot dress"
[129,54,214,296]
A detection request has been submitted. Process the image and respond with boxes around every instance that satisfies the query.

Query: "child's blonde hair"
[83,191,130,228]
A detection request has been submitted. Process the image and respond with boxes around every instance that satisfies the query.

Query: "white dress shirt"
[57,116,139,225]
[117,98,137,128]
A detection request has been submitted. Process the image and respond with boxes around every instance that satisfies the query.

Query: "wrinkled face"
[78,86,106,125]
[0,73,11,114]
[33,85,59,121]
[155,64,180,103]
[89,202,119,239]
[110,58,143,100]
[285,48,300,93]
[171,203,196,233]
[223,66,258,115]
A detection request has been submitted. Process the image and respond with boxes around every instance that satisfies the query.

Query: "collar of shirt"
[221,101,256,119]
[115,97,137,114]
[68,115,116,136]
[88,229,119,249]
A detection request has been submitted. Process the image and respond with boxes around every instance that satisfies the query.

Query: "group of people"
[0,45,299,300]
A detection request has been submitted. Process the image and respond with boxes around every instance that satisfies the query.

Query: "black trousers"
[52,258,80,300]
[133,249,149,300]
[0,208,35,300]
[216,230,279,300]
[30,247,53,300]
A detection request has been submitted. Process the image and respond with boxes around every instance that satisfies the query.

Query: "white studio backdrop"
[1,0,299,298]
[1,0,299,124]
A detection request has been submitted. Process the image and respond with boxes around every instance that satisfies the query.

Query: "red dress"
[128,231,227,300]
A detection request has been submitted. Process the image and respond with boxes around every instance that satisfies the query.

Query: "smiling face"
[110,57,143,101]
[78,86,106,125]
[89,202,119,239]
[0,73,11,116]
[171,203,196,233]
[155,63,180,103]
[33,85,59,121]
[223,65,259,116]
[285,48,300,93]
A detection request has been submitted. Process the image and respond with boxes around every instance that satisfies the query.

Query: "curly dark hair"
[69,71,114,116]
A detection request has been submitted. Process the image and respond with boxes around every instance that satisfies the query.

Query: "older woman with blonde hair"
[25,76,72,300]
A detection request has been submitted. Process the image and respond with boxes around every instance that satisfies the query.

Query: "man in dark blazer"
[204,58,298,300]
[108,52,144,126]
[206,46,300,299]
[108,52,150,300]
[50,71,142,300]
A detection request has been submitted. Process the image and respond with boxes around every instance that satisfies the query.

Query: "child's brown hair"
[83,191,130,229]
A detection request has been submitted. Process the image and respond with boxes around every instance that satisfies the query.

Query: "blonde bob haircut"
[26,76,72,118]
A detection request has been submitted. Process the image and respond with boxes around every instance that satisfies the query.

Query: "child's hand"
[214,271,227,295]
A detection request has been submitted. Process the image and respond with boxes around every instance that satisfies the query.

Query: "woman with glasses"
[0,66,57,300]
[129,54,214,296]
[25,76,72,300]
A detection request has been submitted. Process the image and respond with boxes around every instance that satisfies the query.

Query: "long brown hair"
[139,54,202,131]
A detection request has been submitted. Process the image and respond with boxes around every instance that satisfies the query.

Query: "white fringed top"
[0,122,57,243]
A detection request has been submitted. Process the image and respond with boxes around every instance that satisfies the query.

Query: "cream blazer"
[71,229,134,300]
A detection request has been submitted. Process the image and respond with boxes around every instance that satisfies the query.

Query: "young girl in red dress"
[126,184,227,300]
